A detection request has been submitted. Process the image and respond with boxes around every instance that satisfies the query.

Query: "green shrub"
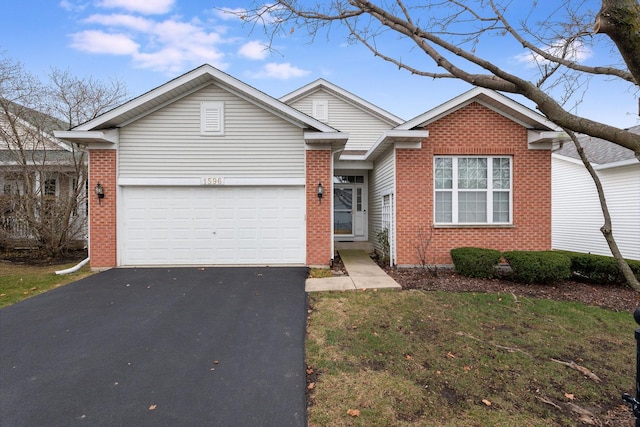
[450,247,502,278]
[556,251,640,285]
[503,251,571,284]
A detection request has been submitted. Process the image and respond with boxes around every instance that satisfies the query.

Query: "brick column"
[306,149,332,266]
[88,149,117,269]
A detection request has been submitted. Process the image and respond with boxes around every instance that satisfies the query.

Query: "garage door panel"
[121,186,305,265]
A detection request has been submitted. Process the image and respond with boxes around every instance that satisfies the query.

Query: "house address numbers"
[202,177,224,185]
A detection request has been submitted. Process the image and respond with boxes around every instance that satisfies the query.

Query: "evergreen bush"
[450,247,502,278]
[503,251,571,284]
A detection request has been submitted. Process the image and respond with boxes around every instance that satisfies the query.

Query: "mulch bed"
[387,267,640,314]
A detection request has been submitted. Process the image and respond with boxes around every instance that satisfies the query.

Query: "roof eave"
[54,129,119,147]
[359,130,430,162]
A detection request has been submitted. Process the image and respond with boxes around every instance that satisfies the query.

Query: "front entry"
[334,175,367,240]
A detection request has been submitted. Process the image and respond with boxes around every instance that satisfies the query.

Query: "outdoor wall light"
[317,182,324,203]
[95,182,105,205]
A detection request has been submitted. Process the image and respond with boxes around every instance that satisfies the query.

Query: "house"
[552,127,640,260]
[0,102,87,247]
[55,64,568,269]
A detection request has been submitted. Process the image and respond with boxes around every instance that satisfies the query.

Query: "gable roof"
[55,64,346,146]
[1,103,72,153]
[554,125,639,168]
[280,79,403,126]
[398,87,563,132]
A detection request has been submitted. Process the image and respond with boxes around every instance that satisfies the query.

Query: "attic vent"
[201,101,224,135]
[312,100,328,122]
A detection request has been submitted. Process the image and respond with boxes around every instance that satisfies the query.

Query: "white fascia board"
[553,151,639,170]
[528,130,570,149]
[334,160,374,170]
[399,87,560,131]
[595,158,640,170]
[362,129,429,161]
[304,131,349,144]
[54,129,119,146]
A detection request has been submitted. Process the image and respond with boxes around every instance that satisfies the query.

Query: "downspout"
[330,147,344,265]
[55,257,90,275]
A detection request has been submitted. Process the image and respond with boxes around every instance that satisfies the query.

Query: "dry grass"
[0,261,93,307]
[306,289,635,426]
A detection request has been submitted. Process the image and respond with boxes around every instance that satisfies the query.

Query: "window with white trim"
[200,101,224,135]
[434,156,512,224]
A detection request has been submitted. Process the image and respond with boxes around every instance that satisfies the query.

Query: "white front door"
[334,175,367,240]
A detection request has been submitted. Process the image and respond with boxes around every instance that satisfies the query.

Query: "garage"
[120,186,306,266]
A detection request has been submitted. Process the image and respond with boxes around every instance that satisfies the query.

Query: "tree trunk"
[566,129,640,290]
[594,0,640,85]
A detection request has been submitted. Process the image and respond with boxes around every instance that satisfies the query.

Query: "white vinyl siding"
[287,89,394,152]
[118,84,305,179]
[369,148,395,257]
[552,157,640,260]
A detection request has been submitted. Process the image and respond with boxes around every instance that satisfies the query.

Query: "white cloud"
[69,30,139,55]
[514,39,593,68]
[251,62,310,79]
[84,14,154,32]
[59,0,88,12]
[96,0,175,15]
[239,41,268,60]
[69,10,228,74]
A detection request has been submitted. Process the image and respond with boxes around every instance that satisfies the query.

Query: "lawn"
[0,260,93,308]
[306,289,636,426]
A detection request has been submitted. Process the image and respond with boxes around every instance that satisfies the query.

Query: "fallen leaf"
[347,409,360,417]
[306,367,314,375]
[405,354,413,361]
[565,393,575,400]
[0,293,6,297]
[463,365,471,372]
[213,360,219,364]
[149,404,157,410]
[446,352,456,359]
[482,399,492,406]
[307,382,315,390]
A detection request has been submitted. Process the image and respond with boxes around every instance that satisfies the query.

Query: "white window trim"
[200,101,224,135]
[434,156,513,225]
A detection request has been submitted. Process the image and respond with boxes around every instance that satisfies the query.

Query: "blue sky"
[1,0,638,128]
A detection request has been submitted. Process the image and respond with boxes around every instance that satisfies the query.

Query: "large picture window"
[434,156,512,224]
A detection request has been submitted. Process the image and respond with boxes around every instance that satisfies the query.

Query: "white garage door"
[120,186,305,266]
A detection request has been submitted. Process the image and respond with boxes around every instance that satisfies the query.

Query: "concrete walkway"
[305,249,401,292]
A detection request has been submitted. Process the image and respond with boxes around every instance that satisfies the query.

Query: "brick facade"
[395,102,552,265]
[306,149,333,266]
[88,149,117,269]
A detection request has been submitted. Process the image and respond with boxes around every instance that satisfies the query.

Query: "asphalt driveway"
[0,267,308,427]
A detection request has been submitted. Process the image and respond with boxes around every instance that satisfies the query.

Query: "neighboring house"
[55,64,568,269]
[552,126,640,260]
[0,104,87,245]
